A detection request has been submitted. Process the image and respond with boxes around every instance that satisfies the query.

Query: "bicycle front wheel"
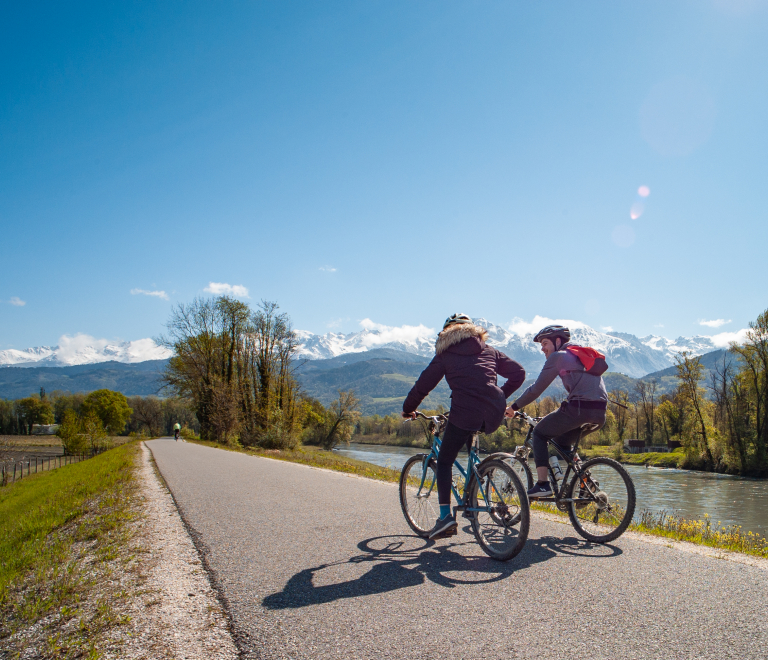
[399,454,439,538]
[468,459,529,561]
[567,457,636,543]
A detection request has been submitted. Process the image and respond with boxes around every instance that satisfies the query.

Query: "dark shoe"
[429,515,458,539]
[527,482,553,498]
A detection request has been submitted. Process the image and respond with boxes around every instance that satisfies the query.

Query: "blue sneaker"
[527,482,553,498]
[429,514,457,539]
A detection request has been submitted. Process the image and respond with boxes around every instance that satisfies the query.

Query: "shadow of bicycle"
[262,531,622,610]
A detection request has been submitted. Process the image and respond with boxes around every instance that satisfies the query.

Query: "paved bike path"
[146,439,768,660]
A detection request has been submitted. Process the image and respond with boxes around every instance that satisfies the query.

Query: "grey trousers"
[532,402,606,468]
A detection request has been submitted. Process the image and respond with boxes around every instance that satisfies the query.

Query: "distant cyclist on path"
[402,314,525,539]
[174,423,181,441]
[505,325,608,499]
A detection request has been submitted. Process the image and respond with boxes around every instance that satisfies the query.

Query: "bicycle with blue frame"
[398,411,530,561]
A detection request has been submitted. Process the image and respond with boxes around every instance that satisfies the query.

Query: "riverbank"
[353,434,768,477]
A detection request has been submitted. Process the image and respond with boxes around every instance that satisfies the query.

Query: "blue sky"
[2,0,766,350]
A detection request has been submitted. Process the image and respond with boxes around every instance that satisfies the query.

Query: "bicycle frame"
[514,412,593,508]
[412,418,500,517]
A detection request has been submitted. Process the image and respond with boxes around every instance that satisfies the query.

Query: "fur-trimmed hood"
[435,323,489,355]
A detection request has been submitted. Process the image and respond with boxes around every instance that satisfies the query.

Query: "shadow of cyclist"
[262,530,620,610]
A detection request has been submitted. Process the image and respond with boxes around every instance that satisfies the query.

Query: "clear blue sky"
[2,0,766,348]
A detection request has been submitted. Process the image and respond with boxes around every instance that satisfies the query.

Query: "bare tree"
[322,390,361,450]
[675,352,714,465]
[609,389,631,442]
[634,380,658,444]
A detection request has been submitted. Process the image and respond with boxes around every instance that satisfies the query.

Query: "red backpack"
[565,345,608,376]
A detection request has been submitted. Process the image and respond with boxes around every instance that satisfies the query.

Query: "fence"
[1,453,89,486]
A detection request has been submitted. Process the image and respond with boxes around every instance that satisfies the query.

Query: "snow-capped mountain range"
[295,318,736,378]
[0,335,172,368]
[1,319,742,378]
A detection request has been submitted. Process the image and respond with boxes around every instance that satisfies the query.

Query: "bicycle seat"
[580,423,600,432]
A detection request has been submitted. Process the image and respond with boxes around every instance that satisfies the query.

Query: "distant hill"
[0,360,169,399]
[294,349,449,415]
[0,347,735,412]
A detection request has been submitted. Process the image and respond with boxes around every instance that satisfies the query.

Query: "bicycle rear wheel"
[468,459,529,561]
[399,454,439,538]
[567,457,636,543]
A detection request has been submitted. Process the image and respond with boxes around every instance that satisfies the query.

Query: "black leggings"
[437,422,476,506]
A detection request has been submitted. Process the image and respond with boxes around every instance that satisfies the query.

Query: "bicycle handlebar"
[406,410,449,423]
[514,410,542,426]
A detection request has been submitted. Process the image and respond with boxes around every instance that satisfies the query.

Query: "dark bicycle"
[502,410,636,543]
[399,411,530,561]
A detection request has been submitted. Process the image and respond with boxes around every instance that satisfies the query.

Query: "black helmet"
[533,325,570,347]
[443,313,473,330]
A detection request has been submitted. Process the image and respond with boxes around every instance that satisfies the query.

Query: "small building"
[32,424,60,435]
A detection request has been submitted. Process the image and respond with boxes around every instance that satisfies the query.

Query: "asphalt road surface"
[146,439,768,660]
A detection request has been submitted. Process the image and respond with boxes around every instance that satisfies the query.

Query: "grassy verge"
[188,439,402,482]
[632,510,768,557]
[0,441,140,657]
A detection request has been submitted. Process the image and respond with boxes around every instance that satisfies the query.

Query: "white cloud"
[55,333,111,363]
[131,288,169,300]
[319,266,337,272]
[507,316,589,337]
[654,324,665,328]
[204,282,250,298]
[709,329,749,347]
[9,297,26,306]
[602,326,614,332]
[358,319,436,347]
[699,318,731,328]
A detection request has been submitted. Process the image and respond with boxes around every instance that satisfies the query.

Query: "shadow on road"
[262,532,622,610]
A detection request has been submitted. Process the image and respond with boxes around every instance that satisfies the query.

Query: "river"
[334,442,768,535]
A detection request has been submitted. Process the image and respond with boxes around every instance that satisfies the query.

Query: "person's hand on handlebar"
[401,411,417,420]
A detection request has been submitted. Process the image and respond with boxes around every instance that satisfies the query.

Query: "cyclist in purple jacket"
[506,325,608,498]
[402,314,526,539]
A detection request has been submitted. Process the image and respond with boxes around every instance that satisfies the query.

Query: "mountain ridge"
[2,319,734,379]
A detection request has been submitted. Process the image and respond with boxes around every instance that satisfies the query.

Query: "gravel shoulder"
[112,442,239,659]
[148,438,768,660]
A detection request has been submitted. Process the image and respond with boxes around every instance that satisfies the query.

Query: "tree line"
[354,308,768,476]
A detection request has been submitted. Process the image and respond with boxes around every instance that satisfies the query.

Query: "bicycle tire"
[467,459,529,561]
[506,455,534,491]
[399,454,439,538]
[567,457,636,543]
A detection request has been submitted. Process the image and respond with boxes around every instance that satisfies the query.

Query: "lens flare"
[638,185,650,197]
[630,202,645,220]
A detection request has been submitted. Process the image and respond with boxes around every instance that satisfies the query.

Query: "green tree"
[14,396,54,435]
[675,353,714,465]
[81,389,133,435]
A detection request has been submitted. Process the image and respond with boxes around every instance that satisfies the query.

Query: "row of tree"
[353,309,768,476]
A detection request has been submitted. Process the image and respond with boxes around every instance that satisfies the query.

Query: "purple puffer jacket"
[403,323,526,433]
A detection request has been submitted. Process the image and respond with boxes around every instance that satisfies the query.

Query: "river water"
[334,443,768,535]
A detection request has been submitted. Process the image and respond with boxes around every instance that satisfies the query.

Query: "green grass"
[0,441,139,654]
[632,510,768,558]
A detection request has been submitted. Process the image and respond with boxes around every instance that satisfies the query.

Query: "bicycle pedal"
[461,510,475,520]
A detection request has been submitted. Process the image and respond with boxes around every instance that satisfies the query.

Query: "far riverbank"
[350,433,768,478]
